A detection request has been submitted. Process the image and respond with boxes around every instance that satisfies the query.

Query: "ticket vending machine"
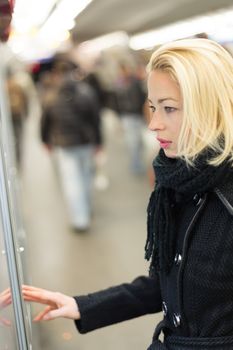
[0,0,33,348]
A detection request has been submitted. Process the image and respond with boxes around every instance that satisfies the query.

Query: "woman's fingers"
[22,286,49,296]
[0,288,12,308]
[23,290,49,301]
[0,294,12,307]
[42,303,79,321]
[33,305,72,321]
[0,316,11,326]
[22,285,81,321]
[22,290,57,308]
[22,285,47,293]
[42,307,66,321]
[23,285,46,291]
[33,306,54,322]
[1,288,11,296]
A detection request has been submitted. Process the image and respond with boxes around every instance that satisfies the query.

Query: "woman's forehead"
[147,70,181,102]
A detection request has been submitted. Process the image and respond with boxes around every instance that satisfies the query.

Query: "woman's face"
[147,69,183,158]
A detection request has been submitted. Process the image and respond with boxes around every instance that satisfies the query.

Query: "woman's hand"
[22,285,80,321]
[0,288,12,309]
[0,288,12,326]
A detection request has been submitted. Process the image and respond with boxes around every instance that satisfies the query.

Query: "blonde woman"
[23,39,233,349]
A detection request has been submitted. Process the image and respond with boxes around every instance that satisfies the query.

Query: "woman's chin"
[163,149,177,159]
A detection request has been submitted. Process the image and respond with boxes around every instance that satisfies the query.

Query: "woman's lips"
[157,138,172,149]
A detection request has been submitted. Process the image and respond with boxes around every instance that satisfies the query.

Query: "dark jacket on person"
[40,79,102,147]
[115,76,146,116]
[73,172,233,349]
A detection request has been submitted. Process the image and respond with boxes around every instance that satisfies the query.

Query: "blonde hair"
[147,38,233,166]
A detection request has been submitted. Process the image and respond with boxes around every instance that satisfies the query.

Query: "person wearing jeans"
[40,59,102,232]
[54,145,94,231]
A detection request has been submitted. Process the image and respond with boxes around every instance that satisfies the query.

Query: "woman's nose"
[148,113,165,131]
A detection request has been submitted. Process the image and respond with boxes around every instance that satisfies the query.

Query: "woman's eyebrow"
[148,97,178,104]
[158,97,178,103]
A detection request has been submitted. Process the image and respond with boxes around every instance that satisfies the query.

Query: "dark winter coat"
[74,172,233,349]
[40,79,102,147]
[115,76,146,116]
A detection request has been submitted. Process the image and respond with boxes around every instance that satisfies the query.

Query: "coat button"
[162,301,168,316]
[174,253,182,266]
[173,313,181,327]
[193,194,202,206]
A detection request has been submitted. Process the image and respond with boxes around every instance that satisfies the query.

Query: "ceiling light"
[129,6,233,50]
[12,0,57,31]
[78,31,129,53]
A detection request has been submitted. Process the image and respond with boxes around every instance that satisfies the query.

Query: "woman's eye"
[164,106,176,113]
[149,105,156,113]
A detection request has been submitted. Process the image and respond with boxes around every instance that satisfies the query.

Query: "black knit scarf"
[145,148,232,275]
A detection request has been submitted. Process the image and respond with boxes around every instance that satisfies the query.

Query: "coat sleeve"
[73,274,162,333]
[85,86,103,146]
[40,108,52,145]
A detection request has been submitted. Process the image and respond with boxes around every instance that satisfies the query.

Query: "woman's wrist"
[72,297,81,320]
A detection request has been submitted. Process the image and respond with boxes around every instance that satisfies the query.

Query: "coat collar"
[214,178,233,216]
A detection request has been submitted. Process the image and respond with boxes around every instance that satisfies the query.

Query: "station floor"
[20,105,162,350]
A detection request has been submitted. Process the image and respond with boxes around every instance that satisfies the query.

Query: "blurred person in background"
[40,59,102,233]
[6,69,29,168]
[84,70,110,191]
[85,71,107,112]
[115,63,147,175]
[23,39,233,349]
